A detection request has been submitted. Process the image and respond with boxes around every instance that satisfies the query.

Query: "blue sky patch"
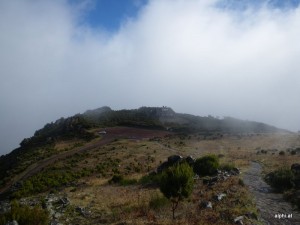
[74,0,148,31]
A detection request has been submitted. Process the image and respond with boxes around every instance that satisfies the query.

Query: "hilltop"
[82,106,285,133]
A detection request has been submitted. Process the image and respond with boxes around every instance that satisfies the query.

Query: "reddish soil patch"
[102,126,171,139]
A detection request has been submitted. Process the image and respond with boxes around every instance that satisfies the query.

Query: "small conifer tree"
[159,162,194,219]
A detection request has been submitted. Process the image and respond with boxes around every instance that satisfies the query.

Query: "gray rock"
[50,221,62,225]
[54,212,62,219]
[76,206,90,217]
[59,197,70,207]
[200,201,212,209]
[0,201,10,213]
[45,194,59,203]
[5,221,18,225]
[48,208,55,217]
[214,193,226,201]
[234,216,244,224]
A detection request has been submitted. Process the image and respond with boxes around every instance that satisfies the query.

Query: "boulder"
[167,155,183,164]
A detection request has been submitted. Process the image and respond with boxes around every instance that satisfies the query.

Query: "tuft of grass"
[139,173,162,186]
[149,192,169,210]
[220,163,235,172]
[109,174,138,186]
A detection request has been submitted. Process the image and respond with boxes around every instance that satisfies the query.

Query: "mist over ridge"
[1,0,300,155]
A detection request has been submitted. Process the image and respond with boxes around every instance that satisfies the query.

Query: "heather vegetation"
[0,201,49,225]
[265,167,295,192]
[193,154,220,176]
[265,165,300,209]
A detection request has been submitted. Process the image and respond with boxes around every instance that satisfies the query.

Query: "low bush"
[291,150,297,155]
[0,201,49,225]
[265,167,294,192]
[109,174,137,186]
[120,178,138,186]
[109,174,124,184]
[193,154,219,176]
[12,169,78,198]
[279,151,285,156]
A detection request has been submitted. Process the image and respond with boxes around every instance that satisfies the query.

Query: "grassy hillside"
[1,106,297,225]
[0,106,287,190]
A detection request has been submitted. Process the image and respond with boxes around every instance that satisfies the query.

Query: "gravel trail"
[243,161,300,225]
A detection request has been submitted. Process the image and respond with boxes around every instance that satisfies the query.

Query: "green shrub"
[265,167,294,192]
[159,163,194,219]
[0,200,49,225]
[279,151,285,156]
[193,154,219,176]
[120,178,138,186]
[109,175,137,186]
[109,174,124,184]
[291,150,296,155]
[11,169,78,198]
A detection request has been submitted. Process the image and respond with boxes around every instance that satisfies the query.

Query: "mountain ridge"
[0,106,289,193]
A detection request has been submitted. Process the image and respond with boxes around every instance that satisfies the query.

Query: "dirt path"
[243,161,300,225]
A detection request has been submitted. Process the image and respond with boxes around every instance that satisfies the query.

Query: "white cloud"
[1,0,300,154]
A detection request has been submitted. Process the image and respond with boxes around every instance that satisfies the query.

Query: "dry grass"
[24,132,300,224]
[60,175,259,225]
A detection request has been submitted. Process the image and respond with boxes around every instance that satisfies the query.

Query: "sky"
[1,0,300,155]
